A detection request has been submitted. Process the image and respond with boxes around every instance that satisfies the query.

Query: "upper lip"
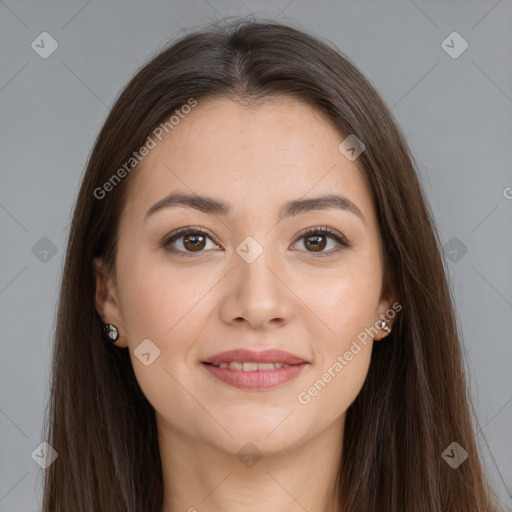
[203,349,308,365]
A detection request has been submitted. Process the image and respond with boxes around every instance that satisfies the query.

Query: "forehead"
[122,96,375,227]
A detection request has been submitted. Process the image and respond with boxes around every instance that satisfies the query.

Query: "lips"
[202,349,309,390]
[203,349,307,366]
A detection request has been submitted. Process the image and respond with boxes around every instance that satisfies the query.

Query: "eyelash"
[160,226,351,258]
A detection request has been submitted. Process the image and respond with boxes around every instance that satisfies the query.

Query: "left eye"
[161,227,350,257]
[291,228,350,256]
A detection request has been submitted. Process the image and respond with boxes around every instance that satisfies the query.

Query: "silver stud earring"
[379,320,391,333]
[103,323,119,342]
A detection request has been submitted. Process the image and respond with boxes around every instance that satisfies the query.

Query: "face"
[94,96,396,457]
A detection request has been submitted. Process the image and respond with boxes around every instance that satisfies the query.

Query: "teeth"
[256,363,278,370]
[212,362,290,371]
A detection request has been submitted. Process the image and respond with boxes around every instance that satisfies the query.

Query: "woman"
[42,18,500,512]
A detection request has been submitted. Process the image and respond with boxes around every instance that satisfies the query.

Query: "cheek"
[297,322,374,424]
[116,262,210,430]
[294,261,380,414]
[299,262,383,341]
[117,250,209,343]
[295,338,373,442]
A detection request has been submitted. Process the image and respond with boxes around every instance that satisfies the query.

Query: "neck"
[158,416,344,512]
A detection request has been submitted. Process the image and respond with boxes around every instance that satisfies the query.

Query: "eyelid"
[164,226,218,244]
[295,226,349,244]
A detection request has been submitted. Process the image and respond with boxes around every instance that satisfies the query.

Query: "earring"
[379,320,391,334]
[103,323,119,342]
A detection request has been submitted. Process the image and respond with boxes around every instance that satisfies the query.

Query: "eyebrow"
[143,192,366,226]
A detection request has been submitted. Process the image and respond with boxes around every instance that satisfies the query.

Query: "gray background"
[1,1,511,510]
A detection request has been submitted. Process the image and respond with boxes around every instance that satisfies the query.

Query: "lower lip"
[202,362,308,389]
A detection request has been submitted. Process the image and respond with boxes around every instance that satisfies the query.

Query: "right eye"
[161,227,221,257]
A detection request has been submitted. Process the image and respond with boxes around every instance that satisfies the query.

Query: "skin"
[94,96,397,512]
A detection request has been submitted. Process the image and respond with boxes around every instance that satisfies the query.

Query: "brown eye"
[162,226,350,258]
[303,234,327,252]
[293,227,351,257]
[162,228,219,257]
[182,233,206,252]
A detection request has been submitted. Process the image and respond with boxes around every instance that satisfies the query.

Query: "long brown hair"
[42,18,500,511]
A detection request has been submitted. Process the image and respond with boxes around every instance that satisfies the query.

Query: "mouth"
[202,349,309,390]
[206,361,293,370]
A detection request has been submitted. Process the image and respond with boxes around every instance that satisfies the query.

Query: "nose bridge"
[236,236,281,298]
[225,234,293,327]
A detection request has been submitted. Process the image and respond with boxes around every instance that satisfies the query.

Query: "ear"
[92,257,127,347]
[375,273,400,341]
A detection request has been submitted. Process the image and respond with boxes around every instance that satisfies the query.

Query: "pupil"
[184,234,205,251]
[306,235,326,252]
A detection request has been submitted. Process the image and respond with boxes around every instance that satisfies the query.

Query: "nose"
[219,248,295,330]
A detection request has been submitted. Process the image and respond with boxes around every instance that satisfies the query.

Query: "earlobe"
[375,277,400,341]
[374,319,392,341]
[92,257,127,348]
